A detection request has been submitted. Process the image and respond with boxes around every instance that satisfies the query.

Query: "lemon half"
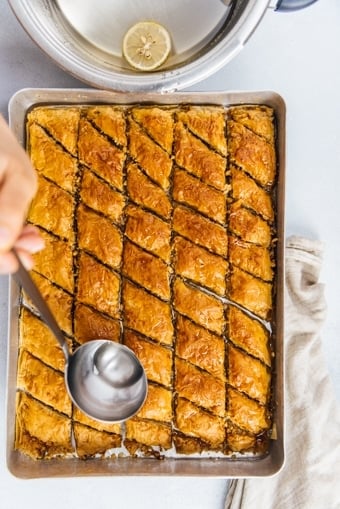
[122,21,171,72]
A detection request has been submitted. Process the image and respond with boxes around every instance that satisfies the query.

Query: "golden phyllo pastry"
[77,251,120,318]
[19,308,67,372]
[228,307,271,367]
[74,303,121,344]
[22,271,73,336]
[123,280,173,345]
[86,106,127,148]
[77,204,122,269]
[175,358,225,417]
[173,205,228,257]
[127,163,171,219]
[16,102,277,461]
[175,315,226,381]
[78,117,125,190]
[173,168,227,224]
[228,119,276,188]
[17,350,72,416]
[175,397,225,449]
[174,121,226,190]
[124,329,172,387]
[28,175,75,241]
[131,106,174,153]
[173,278,224,335]
[73,423,121,459]
[125,205,171,262]
[173,236,228,296]
[80,168,125,224]
[15,392,72,459]
[28,122,77,193]
[177,106,227,156]
[128,118,172,190]
[27,106,80,156]
[32,227,73,293]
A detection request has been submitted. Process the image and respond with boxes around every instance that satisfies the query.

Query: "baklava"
[15,103,277,460]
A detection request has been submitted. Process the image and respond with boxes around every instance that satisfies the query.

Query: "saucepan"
[8,0,318,91]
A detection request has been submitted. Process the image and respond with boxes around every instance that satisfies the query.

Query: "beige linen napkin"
[225,235,340,509]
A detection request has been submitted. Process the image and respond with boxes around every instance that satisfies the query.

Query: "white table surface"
[1,1,339,507]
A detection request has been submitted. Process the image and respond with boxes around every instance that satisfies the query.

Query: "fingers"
[0,155,37,252]
[14,225,45,253]
[0,226,44,275]
[0,116,37,252]
[0,249,34,274]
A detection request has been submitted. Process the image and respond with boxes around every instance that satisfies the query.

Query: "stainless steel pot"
[9,0,318,92]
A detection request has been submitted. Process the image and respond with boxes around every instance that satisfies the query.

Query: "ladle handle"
[12,250,69,360]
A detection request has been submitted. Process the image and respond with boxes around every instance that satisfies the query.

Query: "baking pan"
[6,88,285,478]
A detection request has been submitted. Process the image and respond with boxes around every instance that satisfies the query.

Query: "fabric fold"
[225,236,340,509]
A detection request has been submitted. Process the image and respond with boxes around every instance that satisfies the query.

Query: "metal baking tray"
[6,88,285,479]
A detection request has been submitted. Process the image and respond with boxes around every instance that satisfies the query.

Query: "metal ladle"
[13,250,148,422]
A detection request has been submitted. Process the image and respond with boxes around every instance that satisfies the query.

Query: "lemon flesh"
[122,21,171,72]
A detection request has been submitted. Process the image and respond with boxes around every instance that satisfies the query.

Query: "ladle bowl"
[13,251,148,423]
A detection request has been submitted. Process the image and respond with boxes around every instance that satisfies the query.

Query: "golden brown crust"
[227,344,270,405]
[123,280,173,345]
[77,252,120,318]
[80,168,125,224]
[227,387,270,435]
[136,384,172,422]
[17,350,72,416]
[31,228,73,293]
[125,205,171,262]
[73,423,121,459]
[228,120,276,188]
[175,397,225,448]
[129,119,172,190]
[226,422,257,453]
[19,308,67,372]
[86,106,127,147]
[28,176,74,241]
[173,168,227,224]
[78,117,125,190]
[28,122,77,193]
[174,121,226,190]
[229,236,274,282]
[131,107,174,153]
[23,271,73,336]
[77,204,122,269]
[27,106,80,156]
[74,303,121,344]
[228,307,271,367]
[123,329,172,387]
[229,105,275,145]
[127,163,171,219]
[229,202,272,248]
[125,419,172,449]
[176,315,225,381]
[231,166,274,222]
[72,406,121,435]
[122,240,170,301]
[15,392,72,459]
[175,358,225,417]
[174,236,228,296]
[173,205,228,257]
[173,278,225,335]
[177,106,227,156]
[230,266,272,321]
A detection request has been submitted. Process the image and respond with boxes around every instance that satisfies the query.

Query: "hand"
[0,115,44,274]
